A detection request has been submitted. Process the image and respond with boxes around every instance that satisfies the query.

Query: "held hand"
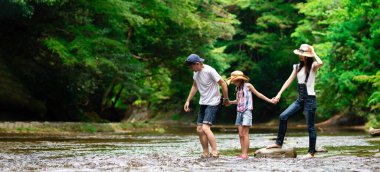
[275,94,281,101]
[184,101,190,112]
[271,98,279,104]
[223,98,230,106]
[271,94,280,104]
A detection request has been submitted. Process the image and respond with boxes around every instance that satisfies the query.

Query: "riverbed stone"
[254,147,297,158]
[316,146,328,152]
[369,127,380,137]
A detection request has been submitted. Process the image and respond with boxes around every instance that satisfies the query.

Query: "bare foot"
[200,153,211,159]
[236,155,248,160]
[266,144,282,149]
[211,153,219,159]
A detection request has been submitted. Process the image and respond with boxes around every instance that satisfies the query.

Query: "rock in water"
[369,127,380,137]
[254,148,297,158]
[316,146,328,153]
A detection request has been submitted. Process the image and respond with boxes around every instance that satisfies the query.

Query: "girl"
[227,71,275,159]
[266,44,323,158]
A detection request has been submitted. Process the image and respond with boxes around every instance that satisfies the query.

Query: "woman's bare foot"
[266,144,282,149]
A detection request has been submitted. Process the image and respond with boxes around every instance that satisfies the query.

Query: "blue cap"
[186,54,204,63]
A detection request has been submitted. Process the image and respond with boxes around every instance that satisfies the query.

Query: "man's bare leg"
[197,125,209,157]
[202,124,218,156]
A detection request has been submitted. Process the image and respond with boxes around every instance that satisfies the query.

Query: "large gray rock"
[254,147,297,158]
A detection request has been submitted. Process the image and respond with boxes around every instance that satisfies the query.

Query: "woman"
[267,44,323,158]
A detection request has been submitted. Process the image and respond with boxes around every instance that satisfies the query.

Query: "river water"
[0,125,379,171]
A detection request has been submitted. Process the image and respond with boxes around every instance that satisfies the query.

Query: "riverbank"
[0,121,368,134]
[0,121,165,134]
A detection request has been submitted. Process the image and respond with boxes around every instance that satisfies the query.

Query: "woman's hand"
[272,94,281,104]
[276,94,281,99]
[271,98,278,104]
[309,45,315,54]
[270,99,278,104]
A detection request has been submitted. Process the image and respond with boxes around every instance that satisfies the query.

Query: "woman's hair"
[297,57,314,82]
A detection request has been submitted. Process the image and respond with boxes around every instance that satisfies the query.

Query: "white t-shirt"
[293,62,318,95]
[193,64,222,105]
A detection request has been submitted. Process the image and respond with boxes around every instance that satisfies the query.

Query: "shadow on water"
[0,124,379,171]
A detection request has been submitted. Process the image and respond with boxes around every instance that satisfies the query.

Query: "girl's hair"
[297,57,314,83]
[234,80,245,94]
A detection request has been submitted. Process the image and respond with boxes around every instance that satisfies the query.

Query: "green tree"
[214,0,302,122]
[292,0,380,125]
[355,71,380,128]
[0,0,236,121]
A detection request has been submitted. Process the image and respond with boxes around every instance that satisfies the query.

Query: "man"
[183,54,229,158]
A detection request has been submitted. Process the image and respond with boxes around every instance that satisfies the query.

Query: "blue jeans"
[275,84,317,154]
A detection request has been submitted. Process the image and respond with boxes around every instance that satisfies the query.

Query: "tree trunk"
[316,114,344,127]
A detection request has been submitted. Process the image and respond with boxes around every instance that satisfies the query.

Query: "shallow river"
[0,126,379,171]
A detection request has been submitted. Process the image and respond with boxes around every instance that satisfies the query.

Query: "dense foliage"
[292,0,380,126]
[0,0,236,121]
[0,0,378,126]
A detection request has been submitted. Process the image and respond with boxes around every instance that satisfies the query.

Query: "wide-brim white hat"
[293,44,314,57]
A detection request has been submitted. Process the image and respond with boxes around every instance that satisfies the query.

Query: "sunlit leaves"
[293,0,380,122]
[355,71,380,111]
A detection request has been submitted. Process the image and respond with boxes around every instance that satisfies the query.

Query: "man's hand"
[223,98,230,106]
[184,101,190,112]
[224,101,231,106]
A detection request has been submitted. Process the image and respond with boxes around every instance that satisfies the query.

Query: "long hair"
[297,57,314,82]
[235,80,245,96]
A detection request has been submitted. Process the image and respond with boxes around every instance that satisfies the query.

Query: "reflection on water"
[0,126,379,171]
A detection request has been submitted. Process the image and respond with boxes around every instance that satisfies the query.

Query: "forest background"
[0,0,378,128]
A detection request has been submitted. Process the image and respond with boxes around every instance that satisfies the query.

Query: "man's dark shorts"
[197,104,221,126]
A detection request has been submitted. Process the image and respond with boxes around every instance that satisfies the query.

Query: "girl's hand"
[271,98,278,104]
[271,98,279,104]
[224,100,231,106]
[274,94,281,102]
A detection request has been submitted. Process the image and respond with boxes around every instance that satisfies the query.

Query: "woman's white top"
[293,62,318,95]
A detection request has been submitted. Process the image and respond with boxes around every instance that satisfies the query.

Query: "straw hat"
[293,44,314,57]
[226,70,249,85]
